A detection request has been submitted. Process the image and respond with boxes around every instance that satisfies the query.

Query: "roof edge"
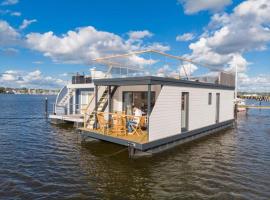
[93,76,235,90]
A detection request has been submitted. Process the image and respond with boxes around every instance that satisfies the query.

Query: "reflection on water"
[0,95,270,199]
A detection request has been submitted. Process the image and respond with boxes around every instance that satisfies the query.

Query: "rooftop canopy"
[90,50,235,87]
[93,76,234,90]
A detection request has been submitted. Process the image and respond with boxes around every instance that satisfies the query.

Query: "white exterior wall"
[112,85,161,112]
[67,83,94,89]
[149,86,234,141]
[219,90,234,122]
[149,86,182,141]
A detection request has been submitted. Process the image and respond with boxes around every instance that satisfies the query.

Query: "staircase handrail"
[54,85,68,113]
[83,66,113,114]
[83,66,113,127]
[55,85,68,105]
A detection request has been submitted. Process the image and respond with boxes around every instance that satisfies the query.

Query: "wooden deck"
[80,128,148,144]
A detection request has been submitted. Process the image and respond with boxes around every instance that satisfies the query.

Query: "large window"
[123,91,155,115]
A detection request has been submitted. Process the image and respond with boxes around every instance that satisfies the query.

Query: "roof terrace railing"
[90,49,235,86]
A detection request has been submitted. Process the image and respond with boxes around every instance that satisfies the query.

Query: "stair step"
[85,87,117,128]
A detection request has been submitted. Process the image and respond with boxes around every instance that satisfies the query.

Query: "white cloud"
[176,33,195,41]
[183,0,270,91]
[156,64,169,75]
[59,73,68,77]
[0,47,19,55]
[147,42,170,52]
[189,37,233,67]
[0,9,20,16]
[187,0,270,70]
[128,55,157,66]
[1,71,17,81]
[238,73,270,92]
[26,26,169,65]
[1,0,19,6]
[10,11,21,16]
[128,30,153,40]
[179,0,232,14]
[0,70,66,89]
[226,53,249,73]
[0,20,20,46]
[19,19,37,30]
[32,61,43,64]
[155,63,197,78]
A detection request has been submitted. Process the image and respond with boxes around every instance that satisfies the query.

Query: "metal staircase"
[85,86,118,129]
[58,89,73,106]
[54,86,74,115]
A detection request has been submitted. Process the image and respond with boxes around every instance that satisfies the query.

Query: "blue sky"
[0,0,269,91]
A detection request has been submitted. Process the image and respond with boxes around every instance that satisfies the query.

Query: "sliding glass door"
[122,91,155,115]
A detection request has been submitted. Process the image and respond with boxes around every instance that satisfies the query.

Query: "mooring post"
[128,143,135,158]
[45,97,48,117]
[53,103,56,115]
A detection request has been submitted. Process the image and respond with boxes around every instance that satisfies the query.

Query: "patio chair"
[140,116,147,129]
[130,116,144,136]
[97,112,110,134]
[111,113,127,136]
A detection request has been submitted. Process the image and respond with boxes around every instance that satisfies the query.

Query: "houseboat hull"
[80,119,234,157]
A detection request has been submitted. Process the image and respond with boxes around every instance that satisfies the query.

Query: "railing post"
[108,85,112,125]
[45,97,48,116]
[73,89,76,114]
[94,85,98,129]
[147,84,151,141]
[53,103,56,115]
[67,88,70,115]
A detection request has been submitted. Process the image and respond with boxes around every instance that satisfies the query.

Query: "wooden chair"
[140,116,146,128]
[130,116,143,136]
[96,112,110,134]
[111,113,127,136]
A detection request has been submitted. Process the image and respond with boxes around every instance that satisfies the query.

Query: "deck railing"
[53,103,88,115]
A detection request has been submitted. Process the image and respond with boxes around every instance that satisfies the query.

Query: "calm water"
[0,95,270,200]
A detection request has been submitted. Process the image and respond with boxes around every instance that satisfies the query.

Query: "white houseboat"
[51,50,236,157]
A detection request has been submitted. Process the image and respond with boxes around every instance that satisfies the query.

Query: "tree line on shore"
[238,92,270,102]
[0,87,59,94]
